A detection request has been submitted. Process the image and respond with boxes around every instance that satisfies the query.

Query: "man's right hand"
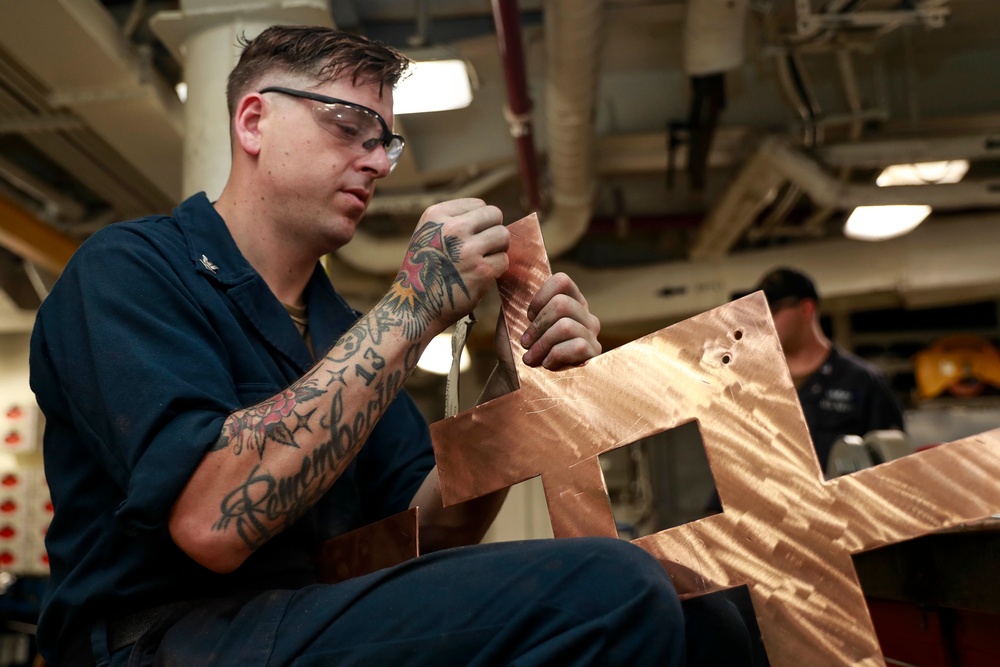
[384,198,509,342]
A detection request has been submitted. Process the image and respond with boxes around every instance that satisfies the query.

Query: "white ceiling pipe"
[536,0,605,258]
[177,21,249,200]
[561,211,1000,327]
[339,0,608,273]
[151,0,333,201]
[692,135,1000,259]
[763,138,1000,209]
[335,165,519,274]
[819,134,1000,169]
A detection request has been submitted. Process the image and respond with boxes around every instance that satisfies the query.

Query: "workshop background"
[1,1,999,666]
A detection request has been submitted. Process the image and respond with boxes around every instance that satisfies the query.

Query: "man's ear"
[800,298,819,319]
[233,93,264,157]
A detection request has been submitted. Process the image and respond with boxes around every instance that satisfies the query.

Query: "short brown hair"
[226,25,410,117]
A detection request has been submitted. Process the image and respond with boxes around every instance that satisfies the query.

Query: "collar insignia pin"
[200,255,219,274]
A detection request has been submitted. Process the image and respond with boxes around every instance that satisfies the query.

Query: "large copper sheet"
[430,213,1000,667]
[317,507,419,584]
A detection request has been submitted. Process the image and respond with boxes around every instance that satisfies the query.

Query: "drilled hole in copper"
[722,355,732,365]
[734,330,743,340]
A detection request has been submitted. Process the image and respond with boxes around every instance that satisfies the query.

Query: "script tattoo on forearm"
[212,223,465,551]
[212,308,396,458]
[213,343,421,549]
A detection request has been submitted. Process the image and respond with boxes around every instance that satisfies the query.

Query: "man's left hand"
[482,272,601,404]
[517,272,601,370]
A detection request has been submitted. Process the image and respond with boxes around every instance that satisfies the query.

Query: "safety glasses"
[260,86,405,173]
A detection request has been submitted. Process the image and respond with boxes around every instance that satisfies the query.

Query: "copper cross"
[430,213,1000,667]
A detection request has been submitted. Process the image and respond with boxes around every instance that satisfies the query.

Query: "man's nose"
[360,145,392,178]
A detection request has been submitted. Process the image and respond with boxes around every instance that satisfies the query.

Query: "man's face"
[770,298,807,352]
[257,77,396,253]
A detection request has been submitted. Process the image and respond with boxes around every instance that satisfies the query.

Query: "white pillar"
[151,1,332,200]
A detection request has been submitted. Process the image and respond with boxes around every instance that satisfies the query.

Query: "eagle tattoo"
[384,221,470,340]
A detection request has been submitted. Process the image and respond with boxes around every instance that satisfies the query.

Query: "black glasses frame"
[259,86,404,153]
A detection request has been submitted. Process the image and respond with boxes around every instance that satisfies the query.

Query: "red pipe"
[491,0,543,211]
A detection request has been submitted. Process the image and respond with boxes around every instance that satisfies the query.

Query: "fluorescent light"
[394,60,473,115]
[843,205,932,241]
[876,160,968,186]
[417,332,472,375]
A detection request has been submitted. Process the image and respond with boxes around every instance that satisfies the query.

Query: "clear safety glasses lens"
[311,103,405,172]
[384,136,405,173]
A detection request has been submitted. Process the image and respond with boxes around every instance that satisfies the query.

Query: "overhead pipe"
[365,165,519,217]
[491,0,542,212]
[337,0,606,273]
[538,0,605,258]
[334,165,521,274]
[565,211,1000,328]
[690,135,1000,260]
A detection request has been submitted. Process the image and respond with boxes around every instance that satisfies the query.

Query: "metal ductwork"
[563,211,1000,328]
[536,0,603,258]
[690,135,1000,260]
[337,0,606,274]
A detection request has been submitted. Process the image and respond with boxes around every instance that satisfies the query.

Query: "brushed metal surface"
[430,213,1000,667]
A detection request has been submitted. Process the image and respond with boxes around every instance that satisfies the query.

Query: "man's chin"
[321,217,361,254]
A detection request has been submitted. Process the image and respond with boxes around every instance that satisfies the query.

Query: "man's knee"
[542,537,683,620]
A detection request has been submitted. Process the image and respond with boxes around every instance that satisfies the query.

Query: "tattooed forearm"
[213,365,327,456]
[215,309,403,459]
[208,224,464,553]
[213,343,421,550]
[382,221,469,340]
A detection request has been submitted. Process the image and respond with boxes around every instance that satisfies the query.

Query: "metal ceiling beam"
[0,0,184,203]
[0,155,87,221]
[0,4,179,220]
[819,134,1000,169]
[562,211,1000,328]
[690,136,1000,261]
[0,192,80,275]
[337,0,608,274]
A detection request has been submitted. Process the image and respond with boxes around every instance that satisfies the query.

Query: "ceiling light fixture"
[876,160,969,187]
[394,59,473,115]
[843,205,932,242]
[417,332,472,375]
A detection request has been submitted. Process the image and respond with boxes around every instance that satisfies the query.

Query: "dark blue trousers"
[94,538,750,666]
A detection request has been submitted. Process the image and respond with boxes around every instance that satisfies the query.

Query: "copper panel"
[542,455,618,539]
[430,213,1000,666]
[317,507,420,584]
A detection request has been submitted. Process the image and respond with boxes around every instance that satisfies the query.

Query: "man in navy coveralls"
[31,25,749,666]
